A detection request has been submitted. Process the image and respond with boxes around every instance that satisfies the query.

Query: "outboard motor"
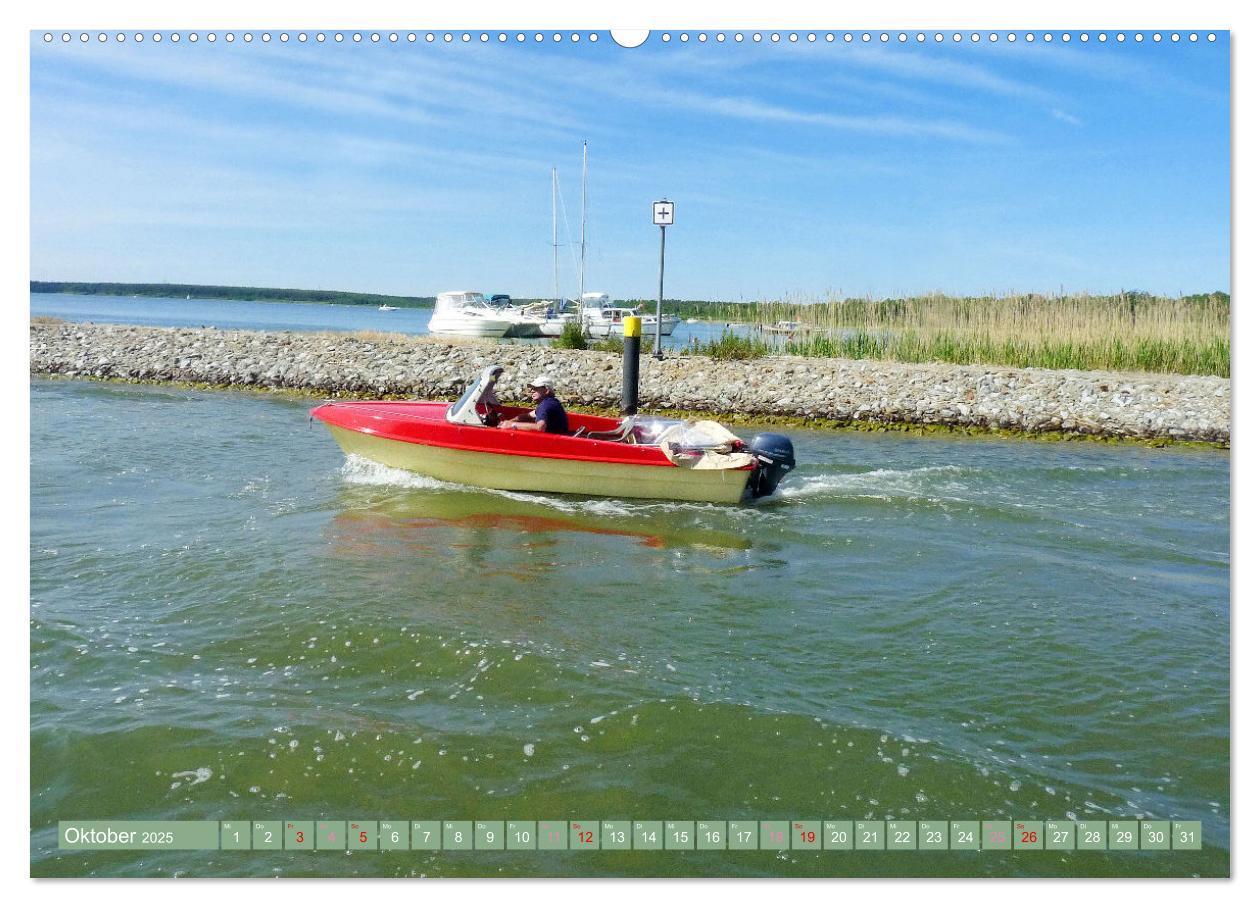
[746,433,796,499]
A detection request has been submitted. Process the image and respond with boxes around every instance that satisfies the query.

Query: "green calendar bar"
[56,818,1210,852]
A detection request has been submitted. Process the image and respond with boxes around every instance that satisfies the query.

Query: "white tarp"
[657,420,756,470]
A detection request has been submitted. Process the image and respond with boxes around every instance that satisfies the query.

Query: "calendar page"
[28,12,1231,884]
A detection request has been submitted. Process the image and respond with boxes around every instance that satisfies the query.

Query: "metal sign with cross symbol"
[652,199,674,226]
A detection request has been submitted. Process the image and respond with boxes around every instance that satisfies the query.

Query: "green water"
[30,379,1229,877]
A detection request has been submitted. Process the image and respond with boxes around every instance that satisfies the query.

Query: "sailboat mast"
[551,167,559,302]
[578,141,588,303]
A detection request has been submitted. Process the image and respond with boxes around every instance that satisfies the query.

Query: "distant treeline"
[31,282,437,308]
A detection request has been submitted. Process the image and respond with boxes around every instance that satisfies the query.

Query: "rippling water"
[30,379,1229,877]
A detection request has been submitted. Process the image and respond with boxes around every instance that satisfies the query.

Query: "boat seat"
[584,418,636,442]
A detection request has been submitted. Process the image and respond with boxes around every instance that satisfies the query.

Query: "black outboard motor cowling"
[745,433,796,499]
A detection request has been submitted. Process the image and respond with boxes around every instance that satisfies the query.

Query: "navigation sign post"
[652,200,674,359]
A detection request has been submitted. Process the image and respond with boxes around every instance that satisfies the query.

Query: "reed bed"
[677,292,1229,376]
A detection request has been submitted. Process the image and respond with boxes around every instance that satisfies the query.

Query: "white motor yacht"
[427,291,513,338]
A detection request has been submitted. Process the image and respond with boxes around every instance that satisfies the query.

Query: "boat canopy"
[447,365,504,426]
[435,291,489,313]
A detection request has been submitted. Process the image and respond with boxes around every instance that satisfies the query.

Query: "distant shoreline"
[30,282,437,309]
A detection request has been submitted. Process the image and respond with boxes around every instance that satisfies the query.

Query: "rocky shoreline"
[30,321,1230,444]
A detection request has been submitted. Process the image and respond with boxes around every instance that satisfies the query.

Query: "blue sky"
[30,32,1229,301]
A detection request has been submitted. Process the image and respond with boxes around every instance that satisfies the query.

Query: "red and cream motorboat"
[311,366,795,505]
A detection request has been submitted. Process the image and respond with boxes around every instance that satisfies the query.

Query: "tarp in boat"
[657,420,757,470]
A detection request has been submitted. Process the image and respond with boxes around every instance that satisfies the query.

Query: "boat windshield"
[446,365,504,426]
[629,417,684,445]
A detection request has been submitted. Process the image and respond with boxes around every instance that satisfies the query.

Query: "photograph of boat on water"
[25,7,1235,888]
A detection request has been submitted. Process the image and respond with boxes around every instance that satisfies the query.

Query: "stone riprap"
[30,321,1230,443]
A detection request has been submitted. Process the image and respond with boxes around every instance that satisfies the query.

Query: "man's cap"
[527,374,553,389]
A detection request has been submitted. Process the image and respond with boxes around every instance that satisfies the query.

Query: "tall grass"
[686,292,1228,376]
[687,330,774,361]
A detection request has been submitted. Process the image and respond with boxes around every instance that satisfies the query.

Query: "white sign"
[652,200,674,226]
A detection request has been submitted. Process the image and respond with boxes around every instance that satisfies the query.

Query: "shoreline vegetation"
[32,282,1229,377]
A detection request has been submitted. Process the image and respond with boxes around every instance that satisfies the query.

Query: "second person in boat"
[502,375,570,434]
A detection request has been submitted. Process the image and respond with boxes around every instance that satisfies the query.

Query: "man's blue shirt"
[534,395,569,434]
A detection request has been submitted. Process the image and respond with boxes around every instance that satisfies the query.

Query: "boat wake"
[337,455,459,491]
[778,465,976,502]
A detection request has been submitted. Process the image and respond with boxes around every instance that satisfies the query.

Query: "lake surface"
[30,293,747,350]
[29,378,1229,877]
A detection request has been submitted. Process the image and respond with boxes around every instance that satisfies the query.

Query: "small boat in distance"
[378,304,400,312]
[762,320,801,335]
[580,292,681,338]
[427,291,512,338]
[311,365,795,504]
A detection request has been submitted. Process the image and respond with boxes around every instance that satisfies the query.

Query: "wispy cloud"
[655,87,1010,143]
[1051,108,1083,126]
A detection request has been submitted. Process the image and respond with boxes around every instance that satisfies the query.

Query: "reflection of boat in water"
[427,291,512,338]
[326,485,751,553]
[311,365,795,504]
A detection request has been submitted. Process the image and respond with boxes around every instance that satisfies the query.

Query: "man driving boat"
[502,374,570,434]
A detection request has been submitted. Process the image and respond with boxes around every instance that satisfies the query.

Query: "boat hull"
[583,316,680,337]
[312,400,756,504]
[324,425,750,503]
[427,317,512,338]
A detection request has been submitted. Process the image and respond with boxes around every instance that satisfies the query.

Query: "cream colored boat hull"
[326,426,751,504]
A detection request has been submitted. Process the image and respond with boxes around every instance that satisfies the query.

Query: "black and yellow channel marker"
[59,819,1203,852]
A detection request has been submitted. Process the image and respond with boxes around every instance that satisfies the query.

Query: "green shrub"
[552,321,589,350]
